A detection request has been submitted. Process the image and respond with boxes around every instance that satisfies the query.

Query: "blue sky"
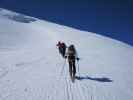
[0,0,133,46]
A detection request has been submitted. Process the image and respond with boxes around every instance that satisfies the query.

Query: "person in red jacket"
[56,41,67,58]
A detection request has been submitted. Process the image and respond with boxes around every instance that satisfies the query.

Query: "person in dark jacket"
[65,44,79,81]
[56,41,67,58]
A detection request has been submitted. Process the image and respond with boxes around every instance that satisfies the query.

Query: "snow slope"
[0,8,133,100]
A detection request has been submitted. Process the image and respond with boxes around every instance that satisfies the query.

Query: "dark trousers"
[68,56,76,76]
[59,47,66,57]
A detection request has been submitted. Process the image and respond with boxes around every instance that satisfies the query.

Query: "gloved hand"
[65,56,67,59]
[76,58,80,61]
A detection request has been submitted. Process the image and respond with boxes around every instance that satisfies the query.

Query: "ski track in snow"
[27,58,94,100]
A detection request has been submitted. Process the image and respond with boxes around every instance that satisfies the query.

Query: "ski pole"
[77,60,80,76]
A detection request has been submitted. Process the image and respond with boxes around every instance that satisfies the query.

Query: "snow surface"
[0,8,133,100]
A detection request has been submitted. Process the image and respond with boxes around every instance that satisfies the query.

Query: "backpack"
[68,45,76,56]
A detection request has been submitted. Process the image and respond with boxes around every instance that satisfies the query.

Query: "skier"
[56,41,67,58]
[65,44,79,82]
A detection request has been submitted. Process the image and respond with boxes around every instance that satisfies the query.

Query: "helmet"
[69,44,74,48]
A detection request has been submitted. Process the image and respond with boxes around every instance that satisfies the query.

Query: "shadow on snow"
[75,75,113,83]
